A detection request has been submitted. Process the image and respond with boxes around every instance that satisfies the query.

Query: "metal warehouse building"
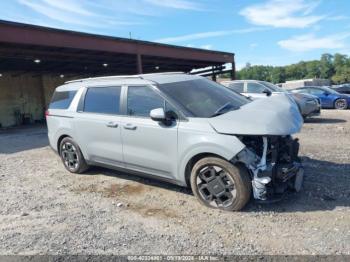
[0,20,235,128]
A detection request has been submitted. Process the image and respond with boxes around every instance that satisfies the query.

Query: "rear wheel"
[59,137,89,173]
[334,99,347,109]
[190,157,251,211]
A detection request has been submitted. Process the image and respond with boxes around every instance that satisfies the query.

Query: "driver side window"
[127,86,164,117]
[246,82,266,93]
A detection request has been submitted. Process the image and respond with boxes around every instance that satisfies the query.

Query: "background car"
[221,80,321,118]
[331,84,350,95]
[291,86,350,110]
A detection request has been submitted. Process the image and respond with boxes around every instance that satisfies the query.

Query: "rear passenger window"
[84,86,121,114]
[127,86,164,117]
[49,90,77,109]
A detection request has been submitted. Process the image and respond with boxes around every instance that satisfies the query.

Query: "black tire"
[59,137,89,173]
[190,157,252,211]
[334,98,348,110]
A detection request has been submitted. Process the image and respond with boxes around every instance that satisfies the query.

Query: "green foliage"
[236,53,350,84]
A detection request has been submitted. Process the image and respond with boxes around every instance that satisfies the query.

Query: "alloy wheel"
[335,99,347,109]
[61,142,79,170]
[196,165,236,208]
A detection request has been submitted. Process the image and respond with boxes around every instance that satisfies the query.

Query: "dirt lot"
[0,110,349,255]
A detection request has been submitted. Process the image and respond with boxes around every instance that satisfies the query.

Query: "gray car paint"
[208,94,302,136]
[47,73,302,189]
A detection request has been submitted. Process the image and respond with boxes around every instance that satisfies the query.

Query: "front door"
[121,85,178,180]
[74,86,124,167]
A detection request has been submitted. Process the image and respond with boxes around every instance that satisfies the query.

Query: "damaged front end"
[233,135,304,202]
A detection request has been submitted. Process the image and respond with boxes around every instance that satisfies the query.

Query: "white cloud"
[155,27,265,43]
[200,44,212,50]
[185,44,212,50]
[41,0,93,16]
[240,0,324,28]
[18,0,137,28]
[326,15,349,21]
[249,43,258,48]
[144,0,202,10]
[19,0,99,27]
[278,33,350,52]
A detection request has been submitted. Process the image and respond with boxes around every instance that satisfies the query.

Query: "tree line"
[234,53,350,84]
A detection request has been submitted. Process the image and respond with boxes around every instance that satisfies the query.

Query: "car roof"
[222,80,260,83]
[55,72,202,91]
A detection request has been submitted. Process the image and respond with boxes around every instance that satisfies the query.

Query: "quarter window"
[49,90,77,109]
[247,82,266,93]
[127,86,164,117]
[84,86,121,114]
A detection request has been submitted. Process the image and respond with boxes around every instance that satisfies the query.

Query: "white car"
[222,80,321,118]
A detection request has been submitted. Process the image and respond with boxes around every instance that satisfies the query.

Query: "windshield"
[260,81,287,93]
[158,78,250,118]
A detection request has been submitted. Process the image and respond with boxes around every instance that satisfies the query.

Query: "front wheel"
[334,99,348,110]
[190,157,252,211]
[59,137,89,173]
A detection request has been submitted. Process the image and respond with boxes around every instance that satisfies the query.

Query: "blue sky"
[0,0,349,69]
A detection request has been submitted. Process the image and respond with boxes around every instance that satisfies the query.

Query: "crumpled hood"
[208,94,303,136]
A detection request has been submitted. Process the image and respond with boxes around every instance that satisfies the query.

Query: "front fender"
[177,131,245,184]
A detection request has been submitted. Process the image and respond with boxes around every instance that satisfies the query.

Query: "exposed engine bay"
[233,135,304,201]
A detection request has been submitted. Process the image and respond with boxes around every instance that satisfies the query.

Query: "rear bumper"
[48,133,58,153]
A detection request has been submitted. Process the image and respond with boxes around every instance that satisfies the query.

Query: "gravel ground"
[0,110,349,255]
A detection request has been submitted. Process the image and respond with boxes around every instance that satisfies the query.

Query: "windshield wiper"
[210,102,240,117]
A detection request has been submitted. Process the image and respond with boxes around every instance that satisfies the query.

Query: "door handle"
[124,123,137,130]
[106,121,118,128]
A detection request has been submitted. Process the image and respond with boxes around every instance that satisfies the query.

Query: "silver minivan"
[47,73,304,211]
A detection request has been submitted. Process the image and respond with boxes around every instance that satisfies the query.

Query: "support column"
[137,53,143,74]
[212,66,217,82]
[230,61,236,80]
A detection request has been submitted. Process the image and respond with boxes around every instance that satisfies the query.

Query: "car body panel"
[208,94,303,136]
[120,115,179,180]
[73,112,125,168]
[177,118,246,184]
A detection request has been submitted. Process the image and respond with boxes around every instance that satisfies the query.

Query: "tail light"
[45,110,50,117]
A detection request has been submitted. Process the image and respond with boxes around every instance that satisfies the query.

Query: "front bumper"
[235,136,303,202]
[266,161,303,200]
[302,100,321,117]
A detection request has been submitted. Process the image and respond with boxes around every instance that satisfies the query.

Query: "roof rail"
[65,72,185,84]
[65,75,143,84]
[139,72,184,76]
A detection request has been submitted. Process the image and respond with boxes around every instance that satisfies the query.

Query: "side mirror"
[263,89,272,96]
[150,108,166,122]
[324,91,330,96]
